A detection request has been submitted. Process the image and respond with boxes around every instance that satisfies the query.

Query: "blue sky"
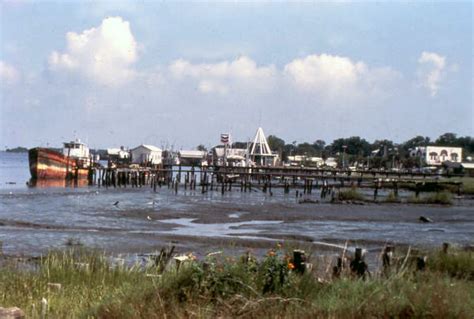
[1,1,472,150]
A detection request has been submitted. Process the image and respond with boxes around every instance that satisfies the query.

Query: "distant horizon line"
[3,131,472,152]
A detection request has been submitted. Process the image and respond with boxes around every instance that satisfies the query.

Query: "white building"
[287,155,324,167]
[324,157,338,168]
[130,144,162,165]
[410,146,462,166]
[213,147,248,166]
[178,150,207,166]
[107,147,130,160]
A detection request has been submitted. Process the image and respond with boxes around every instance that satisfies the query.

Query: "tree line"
[263,132,473,168]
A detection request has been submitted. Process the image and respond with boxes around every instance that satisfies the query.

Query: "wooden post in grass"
[409,248,426,271]
[382,245,394,275]
[350,248,368,278]
[442,242,450,254]
[332,257,342,278]
[293,250,306,274]
[416,256,426,271]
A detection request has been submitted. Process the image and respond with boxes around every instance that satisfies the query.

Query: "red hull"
[29,148,89,180]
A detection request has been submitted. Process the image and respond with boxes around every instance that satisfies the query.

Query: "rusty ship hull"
[28,148,89,180]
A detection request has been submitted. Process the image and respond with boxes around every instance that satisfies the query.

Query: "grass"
[451,176,474,195]
[337,188,365,201]
[462,177,474,194]
[384,191,401,203]
[408,191,453,205]
[0,246,473,318]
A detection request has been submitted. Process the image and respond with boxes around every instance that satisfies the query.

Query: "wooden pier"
[89,165,463,199]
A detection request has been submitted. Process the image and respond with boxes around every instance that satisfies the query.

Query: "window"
[429,152,438,160]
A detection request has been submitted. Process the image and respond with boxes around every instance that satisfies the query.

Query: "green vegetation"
[408,191,453,205]
[453,177,474,195]
[262,131,473,167]
[384,191,401,203]
[5,146,28,153]
[337,188,365,201]
[462,177,474,195]
[1,246,472,318]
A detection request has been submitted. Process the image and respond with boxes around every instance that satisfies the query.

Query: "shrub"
[337,188,365,201]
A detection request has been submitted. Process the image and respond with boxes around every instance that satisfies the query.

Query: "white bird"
[147,216,152,221]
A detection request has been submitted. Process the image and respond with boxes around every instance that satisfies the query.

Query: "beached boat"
[28,140,91,180]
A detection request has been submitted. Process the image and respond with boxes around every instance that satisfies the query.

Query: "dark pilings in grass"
[442,242,450,254]
[416,256,426,271]
[293,250,306,274]
[332,257,342,279]
[415,183,421,198]
[382,245,394,276]
[350,248,368,278]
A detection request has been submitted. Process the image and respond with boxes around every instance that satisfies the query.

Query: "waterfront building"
[178,150,207,166]
[410,146,462,166]
[130,144,162,165]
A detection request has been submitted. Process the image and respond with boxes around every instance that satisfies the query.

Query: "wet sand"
[1,185,473,260]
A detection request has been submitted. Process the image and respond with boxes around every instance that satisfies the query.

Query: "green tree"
[232,141,248,149]
[295,143,317,157]
[313,139,326,150]
[435,132,458,146]
[196,144,207,152]
[267,135,285,154]
[330,137,371,157]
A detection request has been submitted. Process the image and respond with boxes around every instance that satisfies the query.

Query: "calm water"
[0,151,473,257]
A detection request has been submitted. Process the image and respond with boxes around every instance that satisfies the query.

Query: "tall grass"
[408,191,453,205]
[337,188,365,201]
[0,247,472,318]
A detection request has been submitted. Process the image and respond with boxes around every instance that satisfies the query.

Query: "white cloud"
[0,61,20,85]
[283,54,401,102]
[284,54,363,90]
[48,16,138,87]
[417,51,446,97]
[168,56,276,94]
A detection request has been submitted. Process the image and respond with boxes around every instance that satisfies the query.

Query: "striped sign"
[220,133,230,144]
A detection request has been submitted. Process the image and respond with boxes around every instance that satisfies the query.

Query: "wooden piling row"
[86,165,462,200]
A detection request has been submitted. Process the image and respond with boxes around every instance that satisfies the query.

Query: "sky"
[0,1,472,150]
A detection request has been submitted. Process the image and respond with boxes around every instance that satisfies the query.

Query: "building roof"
[132,144,162,152]
[461,163,474,169]
[178,150,206,158]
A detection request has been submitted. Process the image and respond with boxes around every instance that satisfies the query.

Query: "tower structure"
[249,127,275,166]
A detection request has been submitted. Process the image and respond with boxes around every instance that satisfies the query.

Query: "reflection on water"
[157,218,283,237]
[28,179,90,188]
